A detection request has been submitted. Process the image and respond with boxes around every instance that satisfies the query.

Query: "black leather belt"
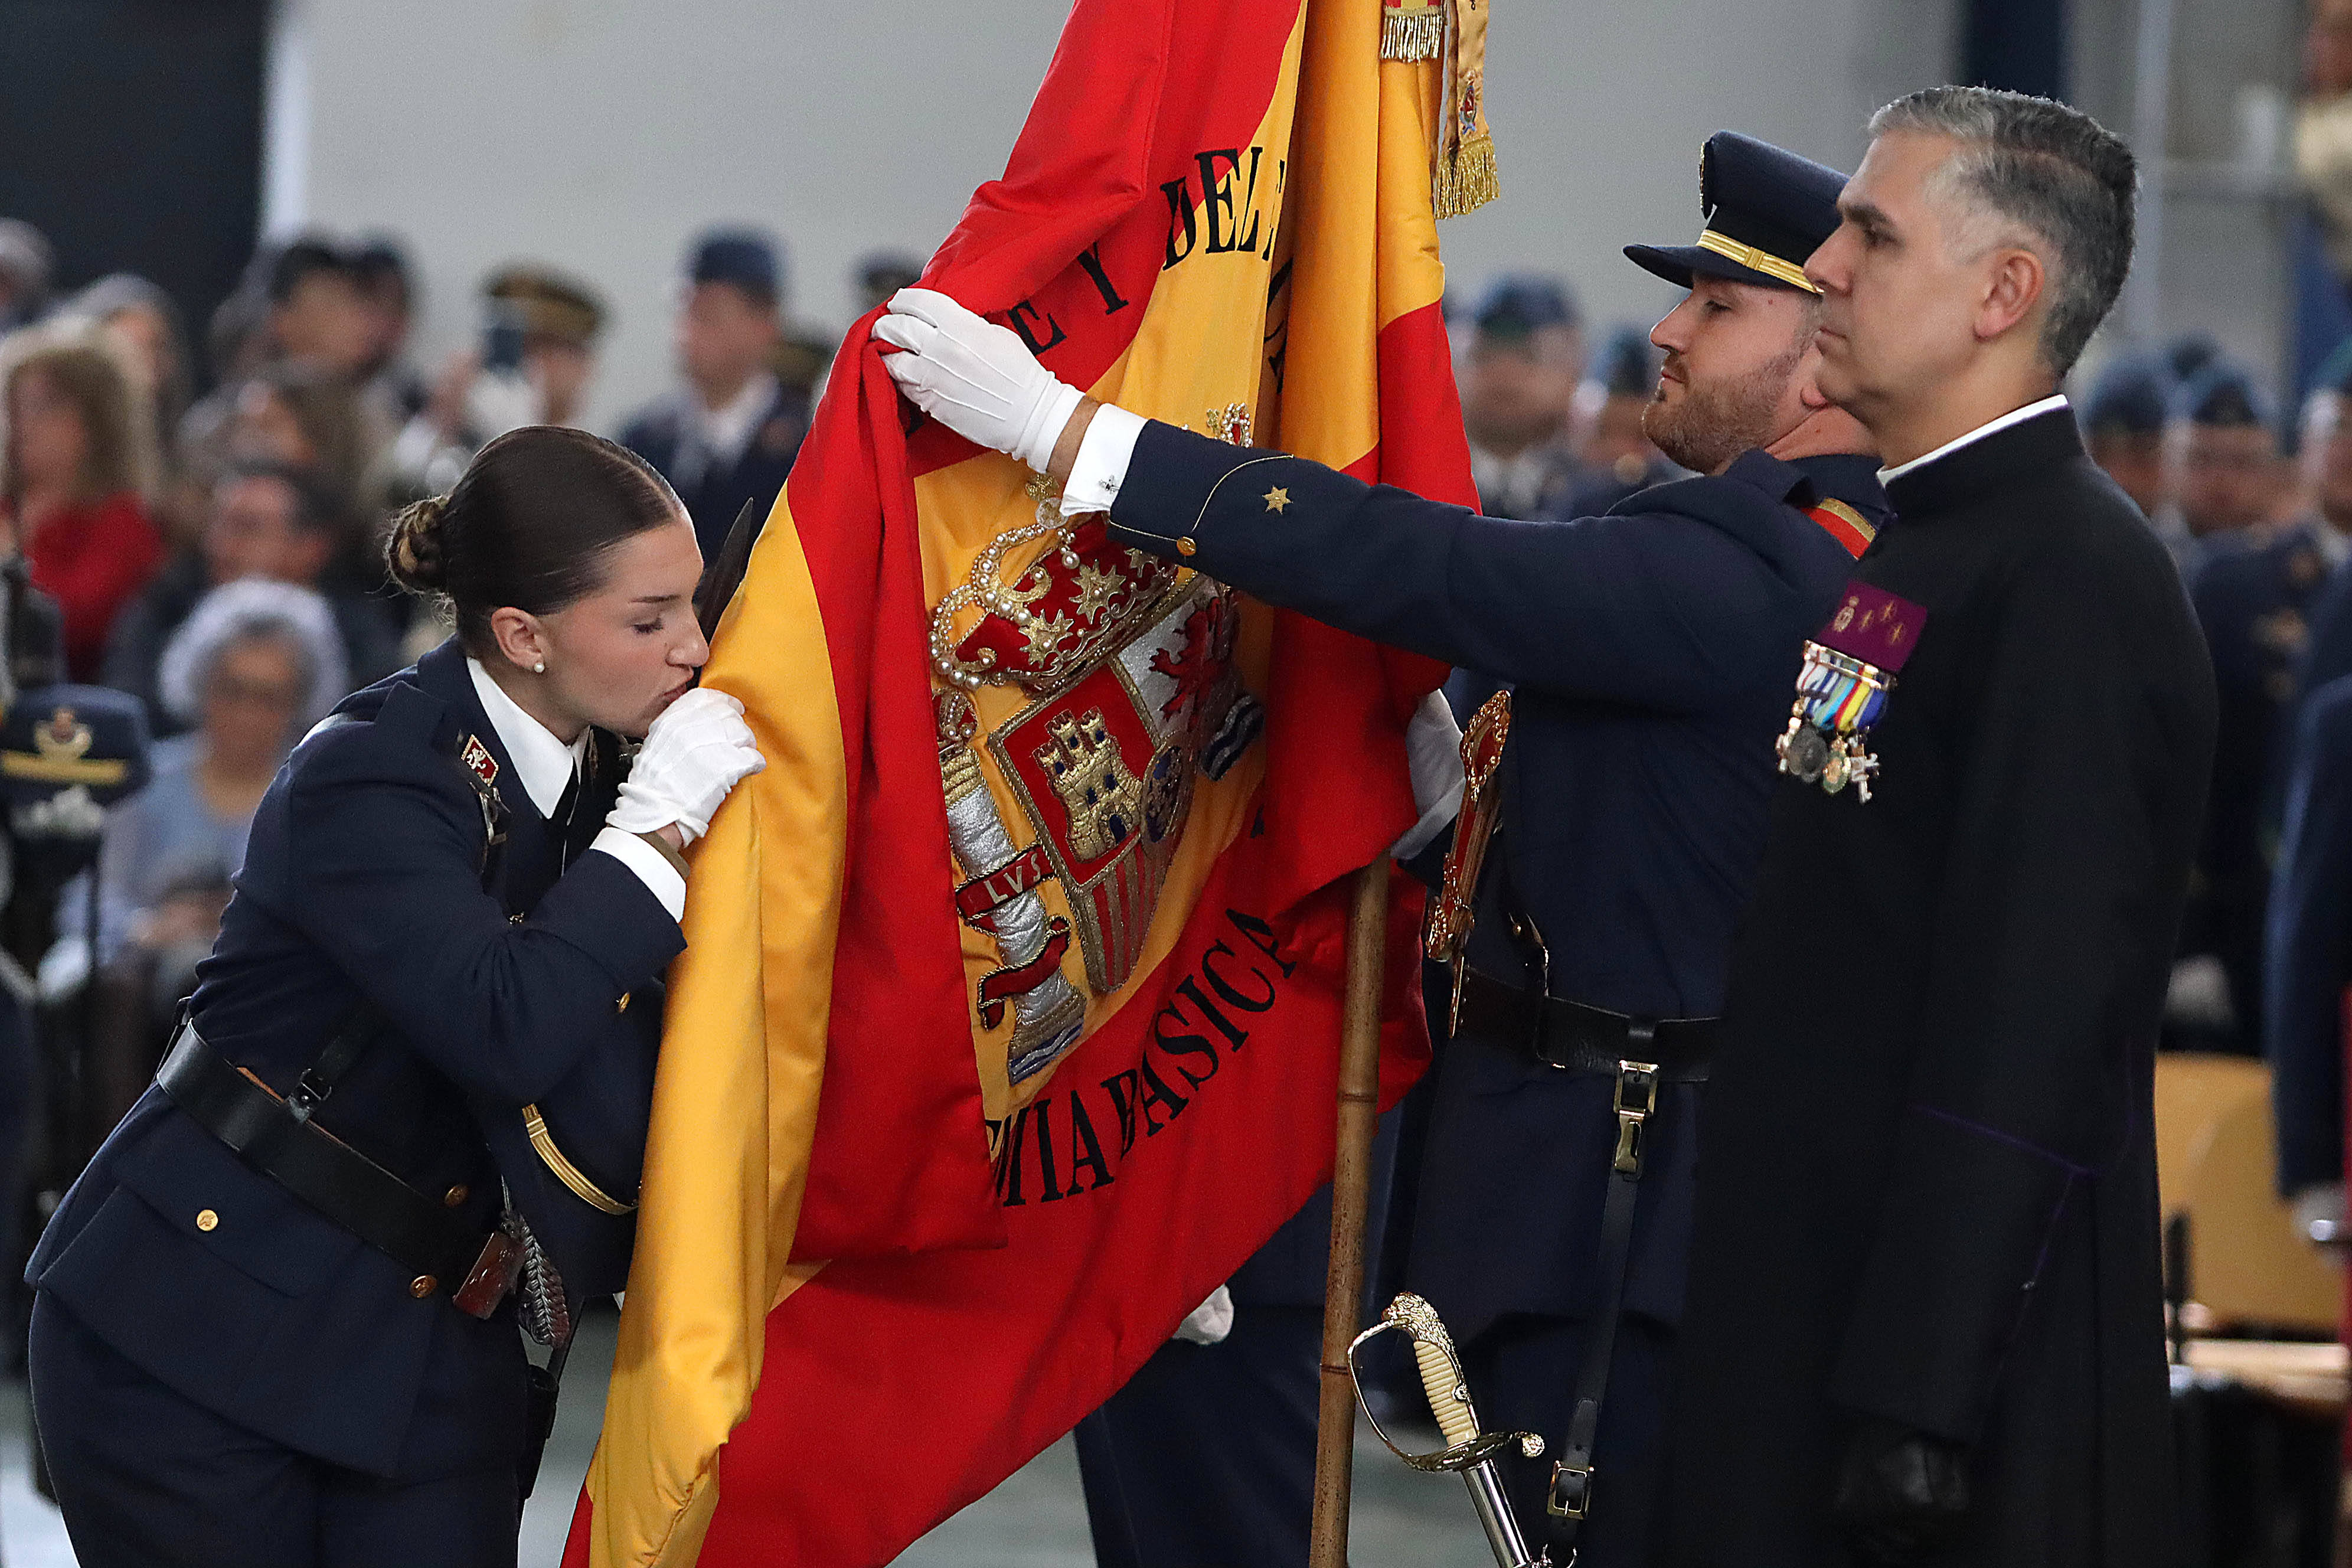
[156,1022,521,1318]
[1453,968,1717,1079]
[1449,968,1716,1546]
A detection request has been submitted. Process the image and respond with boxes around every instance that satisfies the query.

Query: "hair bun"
[386,494,450,594]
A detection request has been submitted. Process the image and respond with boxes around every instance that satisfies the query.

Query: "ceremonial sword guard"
[1348,1292,1550,1568]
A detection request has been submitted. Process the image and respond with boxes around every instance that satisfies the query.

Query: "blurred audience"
[2082,352,2175,527]
[104,460,398,737]
[0,220,54,334]
[390,263,606,499]
[1459,274,1585,519]
[350,236,426,427]
[1553,322,1674,517]
[48,579,346,1135]
[0,326,164,681]
[226,361,377,530]
[2168,362,2288,557]
[621,227,806,558]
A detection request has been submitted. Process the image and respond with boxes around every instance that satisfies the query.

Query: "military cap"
[1472,274,1579,341]
[688,227,782,306]
[484,263,605,348]
[2174,361,2272,430]
[1625,130,1847,295]
[2080,355,2171,438]
[2165,333,2222,385]
[855,250,925,311]
[1589,324,1661,398]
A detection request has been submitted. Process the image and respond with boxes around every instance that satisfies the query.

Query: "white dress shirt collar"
[466,657,586,819]
[1877,394,2072,487]
[692,371,782,472]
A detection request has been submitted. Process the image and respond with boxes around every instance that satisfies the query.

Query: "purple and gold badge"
[1775,580,1927,803]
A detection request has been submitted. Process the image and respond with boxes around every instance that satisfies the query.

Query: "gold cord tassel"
[1381,0,1446,60]
[1434,0,1499,217]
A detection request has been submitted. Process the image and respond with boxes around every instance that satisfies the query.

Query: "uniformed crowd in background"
[0,218,935,1368]
[0,110,2348,1562]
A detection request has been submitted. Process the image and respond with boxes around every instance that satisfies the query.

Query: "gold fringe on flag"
[1434,0,1498,217]
[1381,0,1445,60]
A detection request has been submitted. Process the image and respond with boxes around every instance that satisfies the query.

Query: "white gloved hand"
[1172,1284,1235,1346]
[607,687,765,845]
[1390,690,1466,861]
[871,286,1084,472]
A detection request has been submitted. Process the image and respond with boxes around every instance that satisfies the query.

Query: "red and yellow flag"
[567,0,1473,1562]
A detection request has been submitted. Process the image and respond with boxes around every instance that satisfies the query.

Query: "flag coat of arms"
[569,0,1475,1561]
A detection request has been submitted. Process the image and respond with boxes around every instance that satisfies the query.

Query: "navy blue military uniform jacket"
[620,383,806,563]
[28,639,684,1482]
[1100,420,1884,1341]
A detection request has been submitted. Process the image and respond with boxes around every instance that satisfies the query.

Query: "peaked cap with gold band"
[1623,130,1848,296]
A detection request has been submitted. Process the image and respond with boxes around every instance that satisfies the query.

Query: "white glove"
[1390,690,1466,861]
[872,286,1084,472]
[1172,1284,1235,1345]
[607,687,765,845]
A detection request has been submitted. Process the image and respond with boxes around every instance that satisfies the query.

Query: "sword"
[1348,1293,1550,1568]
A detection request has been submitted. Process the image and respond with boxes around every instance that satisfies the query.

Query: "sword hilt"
[1350,1293,1550,1568]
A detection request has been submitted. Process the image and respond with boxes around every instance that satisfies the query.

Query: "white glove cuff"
[1011,379,1086,475]
[609,776,712,845]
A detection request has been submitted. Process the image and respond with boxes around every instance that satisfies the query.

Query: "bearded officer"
[877,130,1883,1567]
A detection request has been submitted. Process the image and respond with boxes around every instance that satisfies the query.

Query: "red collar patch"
[461,734,499,786]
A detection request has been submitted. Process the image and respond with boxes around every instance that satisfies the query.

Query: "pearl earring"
[533,661,547,674]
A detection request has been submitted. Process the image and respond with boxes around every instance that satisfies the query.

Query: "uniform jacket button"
[443,1185,469,1208]
[195,1208,218,1232]
[410,1275,437,1298]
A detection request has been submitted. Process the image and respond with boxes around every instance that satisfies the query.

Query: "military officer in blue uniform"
[620,229,808,562]
[2184,377,2340,1056]
[24,426,764,1568]
[879,129,1886,1567]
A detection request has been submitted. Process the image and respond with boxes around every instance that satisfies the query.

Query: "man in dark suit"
[877,129,1886,1568]
[1664,88,2213,1568]
[619,230,806,561]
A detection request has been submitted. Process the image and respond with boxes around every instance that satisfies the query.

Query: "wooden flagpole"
[1308,859,1391,1568]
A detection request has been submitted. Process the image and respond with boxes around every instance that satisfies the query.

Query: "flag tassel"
[1381,7,1445,60]
[1436,132,1500,219]
[1308,860,1393,1568]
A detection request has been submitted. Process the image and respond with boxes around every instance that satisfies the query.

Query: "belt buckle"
[1612,1052,1659,1176]
[452,1229,524,1319]
[1549,1460,1594,1519]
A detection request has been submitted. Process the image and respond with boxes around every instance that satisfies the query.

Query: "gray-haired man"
[1663,88,2214,1567]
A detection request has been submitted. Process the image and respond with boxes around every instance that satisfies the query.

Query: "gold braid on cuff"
[521,1105,636,1215]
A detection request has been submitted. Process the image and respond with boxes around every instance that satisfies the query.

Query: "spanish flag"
[569,0,1472,1560]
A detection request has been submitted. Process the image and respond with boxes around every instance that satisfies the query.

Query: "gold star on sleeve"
[1263,486,1292,514]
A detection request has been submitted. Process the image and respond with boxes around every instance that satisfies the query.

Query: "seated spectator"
[66,275,198,547]
[0,326,164,680]
[178,239,387,504]
[350,236,426,428]
[47,579,347,1137]
[66,276,192,459]
[227,361,375,521]
[103,461,399,737]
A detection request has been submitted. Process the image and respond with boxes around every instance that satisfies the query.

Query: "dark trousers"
[30,1293,519,1568]
[1465,1311,1676,1568]
[1074,1302,1322,1568]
